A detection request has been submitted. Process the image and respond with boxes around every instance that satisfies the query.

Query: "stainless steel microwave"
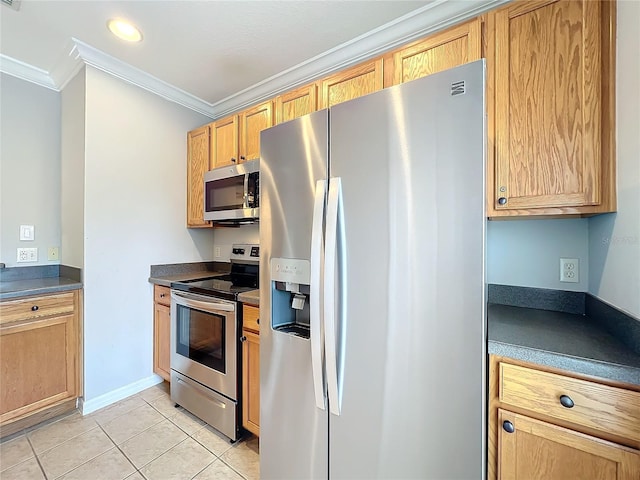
[203,159,259,222]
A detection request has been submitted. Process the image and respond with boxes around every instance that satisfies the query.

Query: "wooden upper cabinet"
[211,115,239,168]
[498,410,640,480]
[187,125,212,228]
[239,101,273,162]
[487,0,616,216]
[319,59,384,109]
[391,18,482,85]
[275,84,317,124]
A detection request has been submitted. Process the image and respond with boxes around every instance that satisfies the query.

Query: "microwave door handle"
[243,172,249,208]
[171,292,235,313]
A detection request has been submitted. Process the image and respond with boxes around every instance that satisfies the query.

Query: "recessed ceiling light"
[107,19,143,43]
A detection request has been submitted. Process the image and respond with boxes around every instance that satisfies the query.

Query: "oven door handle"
[171,291,235,313]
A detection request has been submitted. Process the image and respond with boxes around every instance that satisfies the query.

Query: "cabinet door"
[242,329,260,436]
[498,409,640,480]
[319,59,384,108]
[392,18,481,85]
[154,303,171,382]
[211,115,239,168]
[1,313,79,423]
[489,0,611,213]
[187,125,212,228]
[275,84,317,124]
[239,101,273,162]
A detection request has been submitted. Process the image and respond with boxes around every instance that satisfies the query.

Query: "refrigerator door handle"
[311,179,327,410]
[324,177,344,416]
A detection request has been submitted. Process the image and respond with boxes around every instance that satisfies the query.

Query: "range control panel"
[230,244,259,263]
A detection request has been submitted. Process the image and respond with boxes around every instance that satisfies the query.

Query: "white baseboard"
[80,374,164,415]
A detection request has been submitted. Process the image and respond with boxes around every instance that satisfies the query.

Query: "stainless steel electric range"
[169,244,258,441]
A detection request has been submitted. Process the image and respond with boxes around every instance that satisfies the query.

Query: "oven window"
[206,176,244,212]
[175,305,226,374]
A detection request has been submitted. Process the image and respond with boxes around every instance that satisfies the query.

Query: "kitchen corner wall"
[486,219,589,293]
[61,69,85,270]
[72,66,215,403]
[588,0,640,319]
[0,73,61,267]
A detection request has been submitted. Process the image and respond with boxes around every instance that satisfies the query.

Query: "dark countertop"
[238,289,260,305]
[148,261,231,287]
[0,277,83,300]
[488,303,640,386]
[148,271,226,287]
[0,265,83,300]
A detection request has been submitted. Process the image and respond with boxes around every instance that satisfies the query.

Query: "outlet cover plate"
[560,258,579,283]
[19,225,35,241]
[17,247,38,262]
[48,247,59,261]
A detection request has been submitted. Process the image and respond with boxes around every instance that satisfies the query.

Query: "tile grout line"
[188,456,217,480]
[26,434,50,480]
[95,423,139,480]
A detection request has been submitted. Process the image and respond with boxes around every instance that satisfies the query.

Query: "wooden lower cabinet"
[498,409,640,479]
[242,304,260,436]
[153,285,171,382]
[0,290,82,437]
[489,355,640,480]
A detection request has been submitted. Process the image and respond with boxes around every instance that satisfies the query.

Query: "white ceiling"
[0,0,505,117]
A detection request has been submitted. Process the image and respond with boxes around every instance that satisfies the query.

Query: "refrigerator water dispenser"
[270,258,311,338]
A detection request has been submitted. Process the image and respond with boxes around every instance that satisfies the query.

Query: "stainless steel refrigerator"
[259,60,486,479]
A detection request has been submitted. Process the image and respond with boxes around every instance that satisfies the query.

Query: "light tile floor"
[0,382,259,480]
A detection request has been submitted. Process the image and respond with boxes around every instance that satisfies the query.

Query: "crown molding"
[0,54,57,90]
[1,0,509,118]
[48,39,84,91]
[211,0,510,117]
[70,38,215,117]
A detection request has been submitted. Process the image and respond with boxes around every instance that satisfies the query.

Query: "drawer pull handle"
[559,395,574,408]
[502,420,515,433]
[31,305,39,311]
[256,318,259,325]
[240,336,247,342]
[160,293,166,298]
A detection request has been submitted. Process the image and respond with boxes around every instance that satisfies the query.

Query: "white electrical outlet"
[560,258,579,283]
[17,247,38,262]
[215,246,221,258]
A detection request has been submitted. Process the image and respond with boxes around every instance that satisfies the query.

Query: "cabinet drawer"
[154,285,171,306]
[499,363,640,443]
[243,305,260,334]
[0,292,75,325]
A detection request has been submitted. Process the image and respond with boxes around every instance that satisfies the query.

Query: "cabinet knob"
[498,197,507,205]
[256,318,259,325]
[160,293,166,298]
[31,305,39,311]
[559,395,574,408]
[240,156,246,161]
[502,420,515,433]
[231,157,236,163]
[240,336,247,342]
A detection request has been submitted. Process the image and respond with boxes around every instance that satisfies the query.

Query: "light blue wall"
[487,219,589,292]
[0,74,61,267]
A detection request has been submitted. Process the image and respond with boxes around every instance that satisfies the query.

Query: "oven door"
[170,290,238,400]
